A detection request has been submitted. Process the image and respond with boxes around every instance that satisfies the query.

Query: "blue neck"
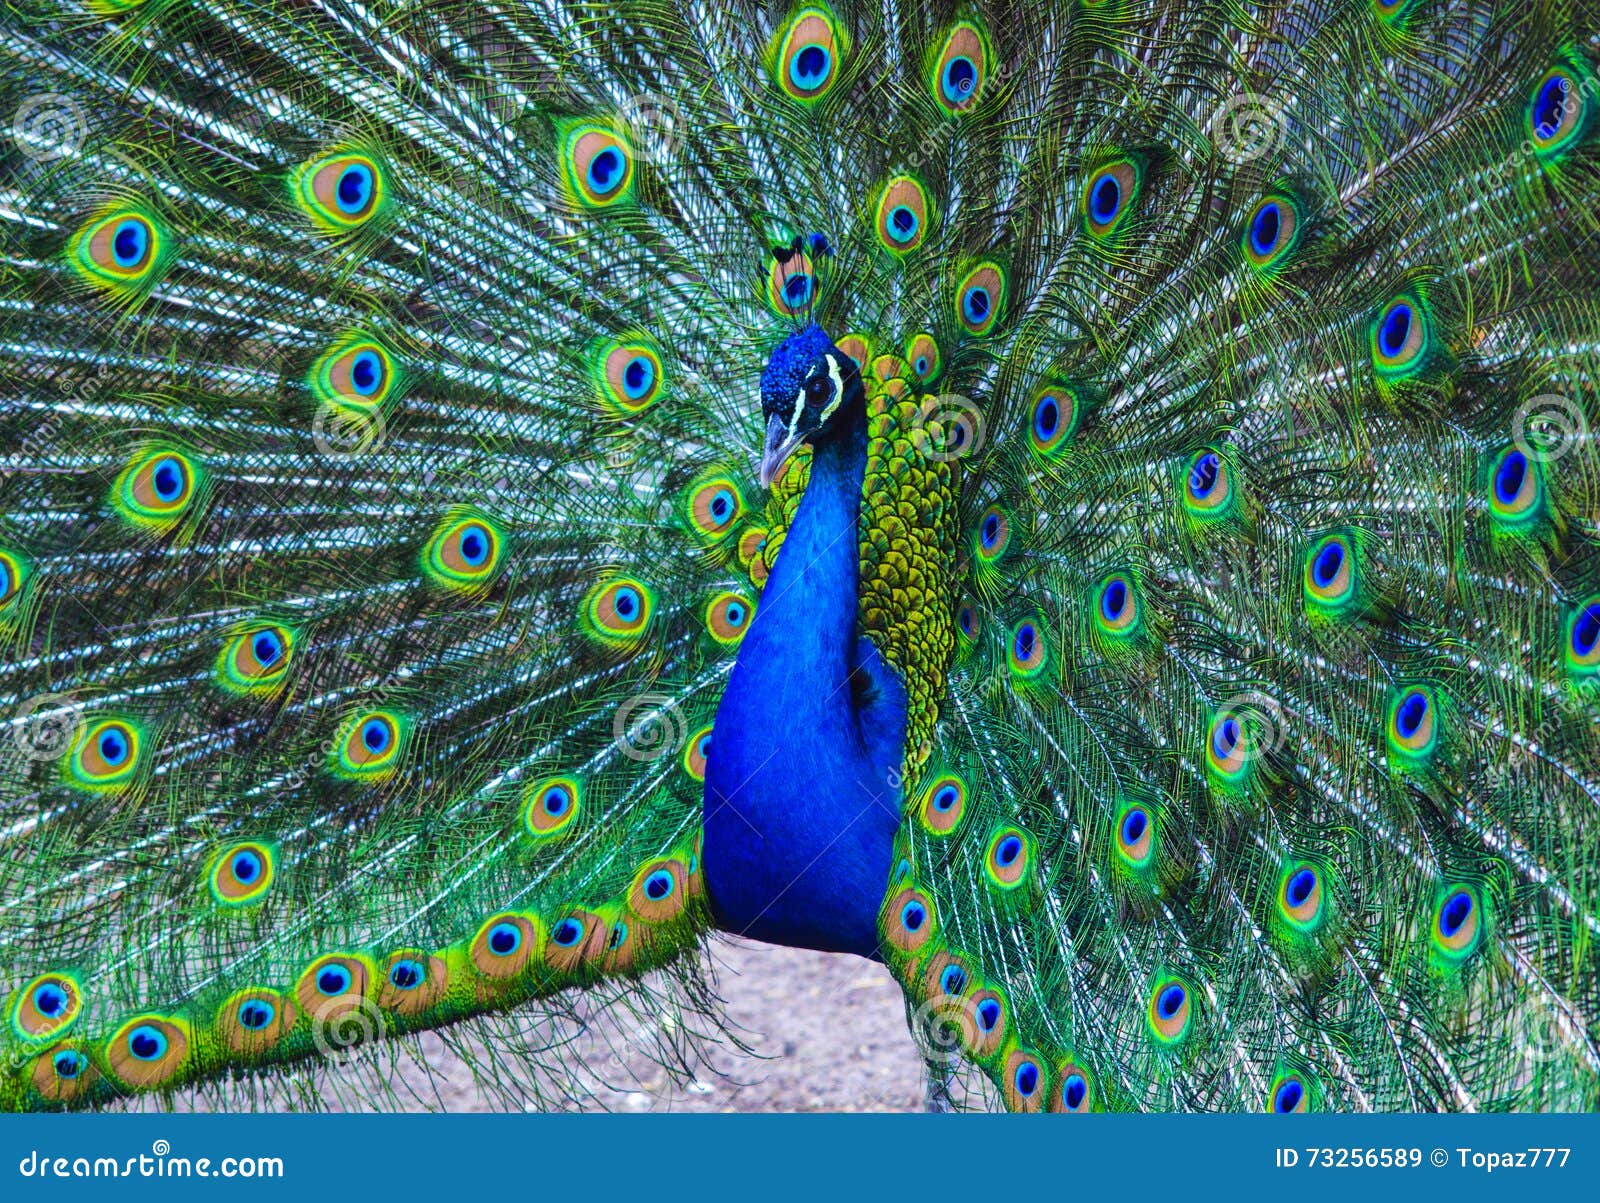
[701,403,906,957]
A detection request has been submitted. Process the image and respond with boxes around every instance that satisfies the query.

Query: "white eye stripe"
[817,354,845,425]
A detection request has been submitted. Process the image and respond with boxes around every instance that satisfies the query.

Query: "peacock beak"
[758,414,805,489]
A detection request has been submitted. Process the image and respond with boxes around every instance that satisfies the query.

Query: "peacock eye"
[805,374,832,405]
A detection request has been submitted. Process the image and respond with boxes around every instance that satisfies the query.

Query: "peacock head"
[758,321,865,487]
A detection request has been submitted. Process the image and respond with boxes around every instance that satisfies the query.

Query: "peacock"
[1,0,1598,1115]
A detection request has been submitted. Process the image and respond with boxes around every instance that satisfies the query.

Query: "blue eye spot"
[1063,1073,1087,1110]
[389,960,424,990]
[98,729,127,765]
[942,56,977,103]
[349,350,383,396]
[888,205,919,243]
[1313,541,1344,588]
[784,274,814,305]
[53,1050,86,1080]
[1250,202,1281,256]
[981,513,1000,547]
[613,587,639,619]
[622,356,654,399]
[231,850,261,883]
[252,632,281,665]
[958,606,975,636]
[1535,75,1571,138]
[940,964,967,995]
[1274,1079,1304,1113]
[128,1024,168,1061]
[487,922,522,957]
[32,984,67,1017]
[336,164,373,214]
[588,148,623,193]
[152,458,183,501]
[459,525,489,567]
[1189,452,1220,497]
[112,219,147,268]
[977,998,1001,1030]
[900,900,926,932]
[1396,691,1429,739]
[553,918,584,947]
[542,786,570,817]
[914,355,929,375]
[1013,624,1036,662]
[1014,1060,1040,1096]
[1213,716,1240,758]
[1379,304,1412,358]
[1121,809,1148,846]
[361,719,391,754]
[1495,451,1528,504]
[644,869,676,901]
[1286,868,1317,907]
[316,966,352,996]
[1033,395,1059,440]
[1440,890,1474,937]
[791,44,831,90]
[238,1000,275,1030]
[1575,604,1600,657]
[1158,984,1186,1019]
[996,835,1023,867]
[933,785,959,812]
[962,286,991,324]
[1090,175,1121,225]
[1101,578,1128,622]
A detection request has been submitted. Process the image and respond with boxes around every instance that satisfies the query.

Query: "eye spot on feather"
[11,973,82,1041]
[975,505,1010,561]
[0,549,27,611]
[471,914,539,979]
[1205,709,1252,785]
[1486,445,1544,531]
[113,448,200,528]
[629,859,690,924]
[882,887,937,954]
[1115,804,1155,868]
[216,624,294,694]
[984,827,1032,890]
[597,341,664,414]
[1003,1048,1046,1112]
[1243,194,1300,271]
[1008,618,1048,680]
[210,842,275,906]
[295,955,371,1028]
[1386,684,1439,766]
[1277,863,1325,931]
[423,513,504,590]
[956,601,980,644]
[876,176,931,255]
[686,475,745,542]
[376,950,448,1015]
[1182,448,1236,519]
[705,591,755,645]
[1370,294,1429,377]
[66,718,143,792]
[581,577,655,649]
[107,1016,188,1089]
[524,776,581,839]
[904,332,941,383]
[1303,533,1356,613]
[1094,572,1140,637]
[68,208,167,293]
[954,262,1004,336]
[332,710,406,778]
[563,124,635,209]
[545,908,607,974]
[920,773,967,835]
[681,725,713,782]
[218,988,297,1055]
[767,249,817,315]
[1084,161,1139,238]
[1270,1074,1311,1113]
[1147,979,1193,1044]
[931,21,989,114]
[292,150,386,229]
[962,987,1007,1060]
[775,7,844,103]
[1051,1062,1093,1112]
[1566,597,1600,678]
[1528,67,1587,156]
[310,336,396,413]
[1028,385,1080,457]
[1431,886,1483,960]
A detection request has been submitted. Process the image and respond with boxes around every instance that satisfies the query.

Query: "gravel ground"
[396,938,925,1113]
